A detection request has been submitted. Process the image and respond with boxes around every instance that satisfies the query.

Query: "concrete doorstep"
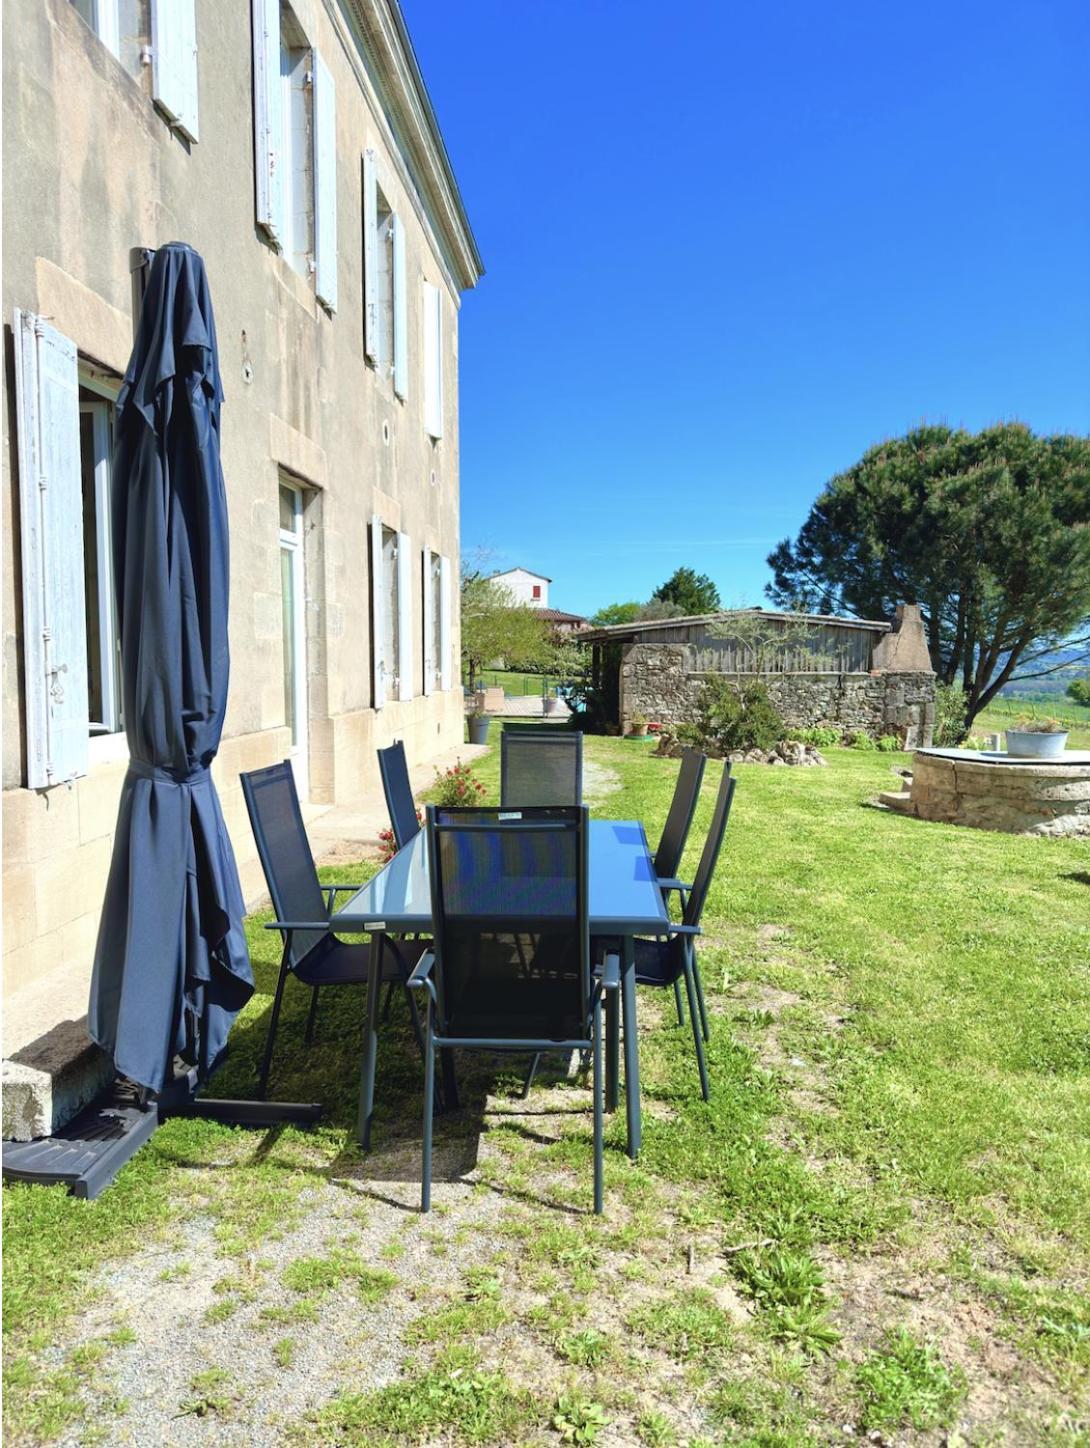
[2,740,490,1143]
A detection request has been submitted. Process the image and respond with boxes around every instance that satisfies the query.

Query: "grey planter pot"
[467,714,491,746]
[1005,729,1068,758]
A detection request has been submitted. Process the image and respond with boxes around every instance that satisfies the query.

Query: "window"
[423,549,442,694]
[252,0,337,305]
[279,6,313,280]
[71,0,199,140]
[79,381,122,735]
[371,519,413,707]
[532,584,541,601]
[363,157,408,393]
[279,479,309,796]
[423,281,443,438]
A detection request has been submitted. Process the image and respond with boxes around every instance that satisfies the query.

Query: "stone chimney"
[871,603,934,673]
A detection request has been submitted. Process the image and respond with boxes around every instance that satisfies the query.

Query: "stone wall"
[619,643,935,744]
[907,752,1090,836]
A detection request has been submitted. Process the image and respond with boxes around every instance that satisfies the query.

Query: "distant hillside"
[999,642,1088,699]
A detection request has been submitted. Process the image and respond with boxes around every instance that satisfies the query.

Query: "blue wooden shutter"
[371,514,385,709]
[392,214,408,399]
[151,0,199,142]
[312,51,337,311]
[439,554,452,691]
[362,149,378,363]
[14,311,89,788]
[251,0,283,242]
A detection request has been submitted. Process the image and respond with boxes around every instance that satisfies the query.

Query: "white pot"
[1005,729,1068,759]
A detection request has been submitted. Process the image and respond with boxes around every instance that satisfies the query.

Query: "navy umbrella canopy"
[89,243,253,1093]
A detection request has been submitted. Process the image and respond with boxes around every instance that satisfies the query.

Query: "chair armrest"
[406,950,437,1005]
[264,918,330,931]
[668,924,702,937]
[322,883,364,894]
[657,877,692,893]
[600,952,621,991]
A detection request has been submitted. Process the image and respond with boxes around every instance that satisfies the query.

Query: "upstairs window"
[532,584,541,600]
[363,153,408,396]
[71,0,199,140]
[79,379,123,735]
[252,0,337,306]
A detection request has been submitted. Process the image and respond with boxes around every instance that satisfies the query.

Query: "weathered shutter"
[151,0,199,142]
[252,0,283,242]
[312,51,337,311]
[422,548,434,696]
[14,311,89,788]
[423,282,443,438]
[392,213,408,399]
[362,149,378,363]
[370,515,385,709]
[397,532,413,700]
[439,553,452,692]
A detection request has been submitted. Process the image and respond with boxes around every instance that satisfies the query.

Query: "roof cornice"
[335,0,483,292]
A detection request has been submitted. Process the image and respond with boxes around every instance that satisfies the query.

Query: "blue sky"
[404,0,1090,619]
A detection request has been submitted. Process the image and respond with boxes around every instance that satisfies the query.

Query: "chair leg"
[522,1052,542,1099]
[683,962,710,1101]
[693,956,711,1043]
[381,979,396,1022]
[258,949,291,1099]
[605,990,619,1112]
[593,994,604,1215]
[404,985,426,1059]
[673,978,685,1027]
[304,985,320,1045]
[421,1002,435,1213]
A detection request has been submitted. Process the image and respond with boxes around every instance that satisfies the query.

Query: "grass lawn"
[470,668,553,697]
[4,731,1089,1445]
[976,701,1090,750]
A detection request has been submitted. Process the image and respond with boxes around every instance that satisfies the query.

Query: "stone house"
[2,0,481,1118]
[581,605,936,743]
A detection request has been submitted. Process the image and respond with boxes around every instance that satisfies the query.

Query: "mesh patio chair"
[652,749,719,1040]
[241,761,426,1097]
[406,805,619,1213]
[500,729,583,806]
[603,764,736,1102]
[377,740,421,851]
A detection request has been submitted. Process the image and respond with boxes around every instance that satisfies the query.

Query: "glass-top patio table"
[334,818,669,1159]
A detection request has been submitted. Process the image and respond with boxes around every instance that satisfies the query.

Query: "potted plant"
[627,711,649,741]
[466,710,491,746]
[1005,717,1069,758]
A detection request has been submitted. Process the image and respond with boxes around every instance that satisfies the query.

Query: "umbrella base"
[2,1089,157,1200]
[154,1061,322,1127]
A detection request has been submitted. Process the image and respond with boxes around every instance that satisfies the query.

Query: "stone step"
[877,790,916,813]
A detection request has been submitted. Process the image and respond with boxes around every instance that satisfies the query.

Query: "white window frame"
[279,15,314,281]
[79,381,123,736]
[439,553,452,692]
[279,478,308,798]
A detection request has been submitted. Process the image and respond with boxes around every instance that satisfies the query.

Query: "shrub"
[787,725,840,749]
[847,730,877,751]
[691,678,785,754]
[876,735,900,752]
[432,760,488,808]
[933,681,968,746]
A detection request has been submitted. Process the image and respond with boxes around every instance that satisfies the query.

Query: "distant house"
[578,605,936,743]
[488,568,588,632]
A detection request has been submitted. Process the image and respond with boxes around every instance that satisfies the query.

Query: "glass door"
[279,479,308,798]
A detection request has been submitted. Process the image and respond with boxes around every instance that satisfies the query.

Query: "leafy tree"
[651,567,722,617]
[1067,677,1090,705]
[766,423,1090,733]
[590,601,642,627]
[460,571,549,690]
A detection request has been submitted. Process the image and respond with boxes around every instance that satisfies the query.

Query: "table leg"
[358,933,383,1150]
[621,935,642,1159]
[605,987,619,1112]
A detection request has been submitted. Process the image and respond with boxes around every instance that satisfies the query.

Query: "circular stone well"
[907,749,1090,836]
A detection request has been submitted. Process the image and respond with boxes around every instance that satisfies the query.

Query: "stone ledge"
[3,1019,114,1143]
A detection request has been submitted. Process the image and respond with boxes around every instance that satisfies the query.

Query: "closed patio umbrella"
[88,242,253,1094]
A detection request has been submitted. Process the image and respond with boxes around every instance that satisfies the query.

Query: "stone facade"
[2,2,480,1028]
[619,644,935,744]
[905,751,1090,836]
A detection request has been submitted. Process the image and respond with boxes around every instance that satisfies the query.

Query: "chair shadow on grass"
[189,951,602,1211]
